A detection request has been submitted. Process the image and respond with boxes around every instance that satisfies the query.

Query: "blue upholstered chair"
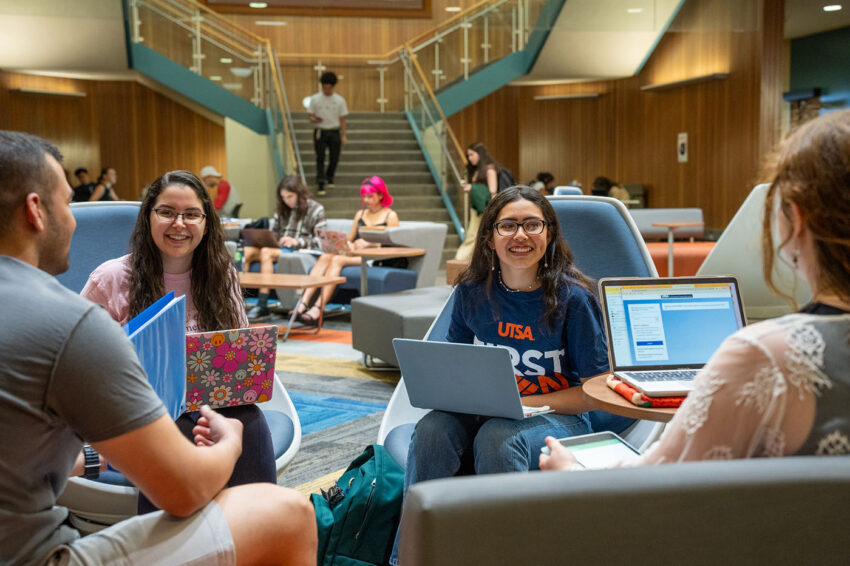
[552,186,583,196]
[55,202,301,533]
[378,195,663,468]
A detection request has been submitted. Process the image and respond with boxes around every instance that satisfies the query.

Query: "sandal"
[297,306,322,327]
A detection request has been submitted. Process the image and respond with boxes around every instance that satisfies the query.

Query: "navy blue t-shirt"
[448,279,610,397]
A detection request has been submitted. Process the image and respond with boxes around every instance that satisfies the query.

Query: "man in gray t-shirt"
[0,131,316,565]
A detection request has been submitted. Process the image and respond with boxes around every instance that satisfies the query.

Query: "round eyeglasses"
[153,208,206,224]
[492,218,547,237]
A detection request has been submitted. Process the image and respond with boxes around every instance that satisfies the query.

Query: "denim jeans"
[389,410,591,565]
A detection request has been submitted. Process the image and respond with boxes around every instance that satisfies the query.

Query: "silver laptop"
[598,276,747,397]
[392,338,554,420]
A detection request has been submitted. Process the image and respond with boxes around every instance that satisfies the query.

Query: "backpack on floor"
[311,444,405,566]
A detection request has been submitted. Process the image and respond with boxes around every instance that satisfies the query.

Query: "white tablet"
[541,431,639,469]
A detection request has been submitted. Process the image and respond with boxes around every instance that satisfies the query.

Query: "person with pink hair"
[296,176,399,325]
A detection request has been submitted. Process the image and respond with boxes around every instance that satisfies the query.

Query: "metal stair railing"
[126,0,300,182]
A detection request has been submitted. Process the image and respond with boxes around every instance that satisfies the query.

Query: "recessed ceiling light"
[220,57,233,64]
[445,6,461,12]
[248,2,268,8]
[627,8,643,13]
[210,75,222,81]
[823,4,842,11]
[255,20,287,26]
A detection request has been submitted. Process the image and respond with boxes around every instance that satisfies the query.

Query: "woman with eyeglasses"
[294,175,398,326]
[390,185,608,564]
[80,170,276,512]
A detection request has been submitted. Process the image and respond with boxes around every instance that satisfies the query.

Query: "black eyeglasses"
[153,208,206,224]
[492,218,547,237]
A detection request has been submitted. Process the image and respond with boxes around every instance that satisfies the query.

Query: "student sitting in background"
[244,175,327,321]
[0,130,315,566]
[81,170,276,513]
[542,109,850,471]
[295,175,398,326]
[528,172,555,195]
[89,166,120,201]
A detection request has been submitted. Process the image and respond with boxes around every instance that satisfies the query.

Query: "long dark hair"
[762,110,850,307]
[276,174,312,222]
[128,170,243,331]
[456,185,594,327]
[466,142,500,184]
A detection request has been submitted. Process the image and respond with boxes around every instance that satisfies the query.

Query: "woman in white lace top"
[541,109,850,471]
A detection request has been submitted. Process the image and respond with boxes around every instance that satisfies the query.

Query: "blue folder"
[123,291,187,420]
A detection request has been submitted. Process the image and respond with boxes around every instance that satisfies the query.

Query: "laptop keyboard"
[623,369,698,382]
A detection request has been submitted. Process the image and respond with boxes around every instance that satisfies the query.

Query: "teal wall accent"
[129,43,268,134]
[790,26,850,112]
[634,0,686,74]
[436,0,565,118]
[437,51,527,117]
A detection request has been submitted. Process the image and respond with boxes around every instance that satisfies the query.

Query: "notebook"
[392,338,554,420]
[598,276,747,397]
[316,228,350,255]
[124,291,187,420]
[240,228,279,248]
[185,325,278,411]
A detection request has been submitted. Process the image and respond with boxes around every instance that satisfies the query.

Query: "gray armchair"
[399,455,850,565]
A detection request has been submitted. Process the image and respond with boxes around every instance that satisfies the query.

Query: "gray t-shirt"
[0,256,167,566]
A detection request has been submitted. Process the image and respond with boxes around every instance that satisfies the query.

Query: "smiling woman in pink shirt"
[81,170,276,513]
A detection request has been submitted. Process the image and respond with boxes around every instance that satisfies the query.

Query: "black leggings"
[137,404,276,514]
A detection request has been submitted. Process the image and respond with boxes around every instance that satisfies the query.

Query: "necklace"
[497,270,539,292]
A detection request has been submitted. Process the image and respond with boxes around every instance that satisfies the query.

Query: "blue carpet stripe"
[289,391,387,435]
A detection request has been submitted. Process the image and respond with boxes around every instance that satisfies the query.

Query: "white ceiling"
[0,0,849,80]
[523,0,682,82]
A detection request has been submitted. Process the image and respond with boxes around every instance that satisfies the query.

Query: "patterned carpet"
[271,314,400,495]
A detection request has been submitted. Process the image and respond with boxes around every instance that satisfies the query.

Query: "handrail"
[276,0,518,66]
[267,44,305,184]
[129,0,302,182]
[404,43,465,166]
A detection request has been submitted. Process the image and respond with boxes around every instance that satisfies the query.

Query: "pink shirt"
[80,254,247,333]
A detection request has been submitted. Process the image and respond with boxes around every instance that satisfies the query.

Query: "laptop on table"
[185,325,278,411]
[598,276,746,397]
[240,228,279,248]
[316,228,350,255]
[392,339,554,420]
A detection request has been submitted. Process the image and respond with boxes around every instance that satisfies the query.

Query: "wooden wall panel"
[226,0,477,57]
[446,0,783,231]
[0,71,226,200]
[447,85,519,177]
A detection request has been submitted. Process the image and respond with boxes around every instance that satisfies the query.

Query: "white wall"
[225,117,276,220]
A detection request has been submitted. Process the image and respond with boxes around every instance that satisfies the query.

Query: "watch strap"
[83,444,100,480]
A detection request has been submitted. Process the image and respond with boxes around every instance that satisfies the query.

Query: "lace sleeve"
[631,319,818,466]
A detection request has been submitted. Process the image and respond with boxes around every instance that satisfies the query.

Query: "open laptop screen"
[600,277,746,370]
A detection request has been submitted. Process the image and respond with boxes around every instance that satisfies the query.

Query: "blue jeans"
[389,410,591,565]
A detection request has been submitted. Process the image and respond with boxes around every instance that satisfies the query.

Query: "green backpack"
[311,444,405,566]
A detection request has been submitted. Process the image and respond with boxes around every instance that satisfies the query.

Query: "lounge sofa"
[398,455,850,565]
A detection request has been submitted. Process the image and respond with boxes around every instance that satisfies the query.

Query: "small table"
[582,373,677,423]
[349,247,425,296]
[651,222,705,277]
[238,272,346,340]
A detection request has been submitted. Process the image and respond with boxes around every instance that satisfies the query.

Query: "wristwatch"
[83,444,100,480]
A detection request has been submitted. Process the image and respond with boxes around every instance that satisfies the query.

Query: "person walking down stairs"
[309,71,348,196]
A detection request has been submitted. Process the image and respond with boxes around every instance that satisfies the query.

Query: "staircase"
[293,111,460,264]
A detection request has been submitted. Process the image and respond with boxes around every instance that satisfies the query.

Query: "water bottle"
[234,239,244,271]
